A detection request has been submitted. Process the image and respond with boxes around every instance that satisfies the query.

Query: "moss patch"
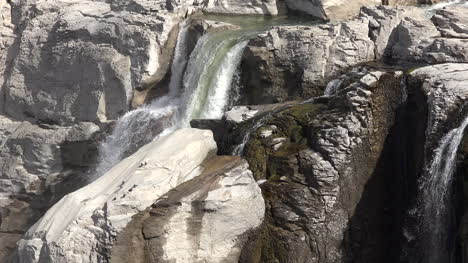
[243,102,324,181]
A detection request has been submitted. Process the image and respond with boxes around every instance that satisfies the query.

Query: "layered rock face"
[237,6,423,104]
[111,156,264,263]
[13,128,263,263]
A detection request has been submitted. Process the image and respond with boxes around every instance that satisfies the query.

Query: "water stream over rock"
[93,17,293,179]
[406,115,468,263]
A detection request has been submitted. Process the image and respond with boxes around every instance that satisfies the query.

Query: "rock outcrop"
[13,128,264,263]
[408,63,468,146]
[13,129,216,262]
[111,156,264,263]
[237,6,423,105]
[387,6,468,64]
[0,116,101,261]
[3,0,184,125]
[233,68,406,262]
[403,63,468,262]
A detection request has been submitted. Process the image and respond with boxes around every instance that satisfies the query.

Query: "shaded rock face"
[202,0,285,15]
[13,129,218,263]
[386,6,468,64]
[236,69,406,262]
[404,63,468,262]
[0,116,102,262]
[111,156,264,263]
[236,6,422,105]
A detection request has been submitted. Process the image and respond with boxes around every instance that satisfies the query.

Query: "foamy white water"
[94,20,258,178]
[200,40,249,119]
[407,115,468,262]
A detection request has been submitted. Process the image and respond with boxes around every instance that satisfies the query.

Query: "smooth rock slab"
[13,128,217,263]
[111,156,264,263]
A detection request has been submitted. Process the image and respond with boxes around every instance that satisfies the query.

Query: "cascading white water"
[93,21,191,178]
[323,79,343,97]
[200,40,248,119]
[179,31,252,125]
[232,78,332,156]
[232,112,273,156]
[412,115,468,262]
[93,19,259,179]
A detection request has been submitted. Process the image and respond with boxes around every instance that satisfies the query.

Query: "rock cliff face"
[234,69,406,262]
[0,116,101,261]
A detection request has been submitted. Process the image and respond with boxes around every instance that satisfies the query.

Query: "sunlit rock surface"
[13,128,218,263]
[283,0,380,20]
[111,156,264,263]
[387,6,468,64]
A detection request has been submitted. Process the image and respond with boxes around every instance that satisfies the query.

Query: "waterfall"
[323,79,343,97]
[93,21,191,178]
[410,115,468,262]
[179,32,251,125]
[93,20,256,179]
[232,112,274,156]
